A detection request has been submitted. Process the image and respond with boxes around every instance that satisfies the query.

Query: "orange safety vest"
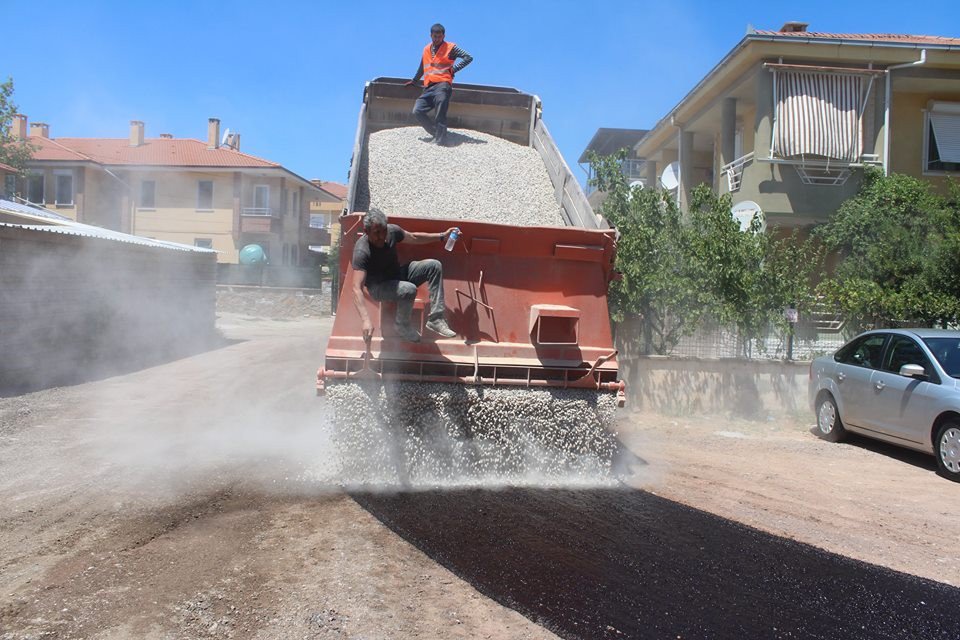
[422,41,456,87]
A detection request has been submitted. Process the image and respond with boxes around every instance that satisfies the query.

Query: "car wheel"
[934,421,960,482]
[816,395,846,443]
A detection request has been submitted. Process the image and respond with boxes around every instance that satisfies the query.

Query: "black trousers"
[412,82,452,139]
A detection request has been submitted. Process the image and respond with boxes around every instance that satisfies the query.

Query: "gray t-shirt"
[351,224,405,287]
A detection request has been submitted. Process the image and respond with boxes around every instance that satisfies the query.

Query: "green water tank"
[239,244,267,265]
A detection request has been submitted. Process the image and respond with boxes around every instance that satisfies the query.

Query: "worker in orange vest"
[405,23,473,146]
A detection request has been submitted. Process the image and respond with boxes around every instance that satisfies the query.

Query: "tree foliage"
[814,169,960,326]
[591,151,708,354]
[0,77,34,173]
[591,151,820,355]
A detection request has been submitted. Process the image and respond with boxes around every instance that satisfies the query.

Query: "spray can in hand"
[444,227,460,252]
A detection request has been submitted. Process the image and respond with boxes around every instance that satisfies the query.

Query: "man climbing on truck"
[405,23,473,146]
[351,208,458,343]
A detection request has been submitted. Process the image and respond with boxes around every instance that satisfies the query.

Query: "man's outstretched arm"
[402,227,458,245]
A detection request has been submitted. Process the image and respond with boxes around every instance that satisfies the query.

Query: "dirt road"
[1,314,958,639]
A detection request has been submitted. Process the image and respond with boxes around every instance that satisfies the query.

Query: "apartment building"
[578,128,648,209]
[623,23,960,229]
[0,162,15,198]
[9,116,320,264]
[303,180,346,265]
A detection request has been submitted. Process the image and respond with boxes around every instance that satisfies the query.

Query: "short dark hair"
[363,208,388,231]
[430,23,445,34]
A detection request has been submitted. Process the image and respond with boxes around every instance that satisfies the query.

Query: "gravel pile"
[325,381,621,488]
[355,127,564,226]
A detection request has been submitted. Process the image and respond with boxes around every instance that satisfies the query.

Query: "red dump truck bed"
[319,214,624,403]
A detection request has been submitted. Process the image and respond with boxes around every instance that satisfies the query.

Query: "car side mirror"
[899,363,927,379]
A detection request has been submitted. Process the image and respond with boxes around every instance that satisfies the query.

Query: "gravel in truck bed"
[355,126,565,226]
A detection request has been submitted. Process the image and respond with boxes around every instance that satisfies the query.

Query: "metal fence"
[667,319,850,361]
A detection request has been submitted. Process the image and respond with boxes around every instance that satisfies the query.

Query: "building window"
[292,191,299,216]
[140,180,156,209]
[253,184,269,214]
[27,173,44,204]
[197,180,214,210]
[925,102,960,173]
[54,171,73,206]
[291,244,299,265]
[3,174,15,198]
[194,238,213,249]
[309,213,329,229]
[282,243,290,265]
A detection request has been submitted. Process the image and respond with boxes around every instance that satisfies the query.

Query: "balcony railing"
[241,207,278,218]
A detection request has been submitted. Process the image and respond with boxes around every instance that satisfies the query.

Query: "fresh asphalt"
[353,487,960,640]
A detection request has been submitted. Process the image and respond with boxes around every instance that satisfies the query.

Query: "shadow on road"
[807,426,938,474]
[353,487,960,640]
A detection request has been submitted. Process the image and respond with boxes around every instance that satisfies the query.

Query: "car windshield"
[923,337,960,378]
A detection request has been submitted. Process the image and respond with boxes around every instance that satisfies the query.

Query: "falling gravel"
[325,381,621,488]
[355,127,564,226]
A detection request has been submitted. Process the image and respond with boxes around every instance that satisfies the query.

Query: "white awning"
[929,111,960,164]
[772,71,865,163]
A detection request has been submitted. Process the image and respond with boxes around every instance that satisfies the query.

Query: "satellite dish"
[660,161,680,191]
[731,200,766,233]
[221,127,232,147]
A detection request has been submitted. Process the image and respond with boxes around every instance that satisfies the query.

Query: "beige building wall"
[133,170,237,260]
[889,91,960,193]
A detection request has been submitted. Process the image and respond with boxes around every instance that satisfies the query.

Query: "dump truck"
[319,78,626,483]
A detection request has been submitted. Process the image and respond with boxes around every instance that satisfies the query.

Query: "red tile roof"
[27,136,91,162]
[0,161,16,173]
[316,181,347,199]
[754,31,960,46]
[29,136,280,168]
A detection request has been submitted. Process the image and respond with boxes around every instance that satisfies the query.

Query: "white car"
[809,328,960,482]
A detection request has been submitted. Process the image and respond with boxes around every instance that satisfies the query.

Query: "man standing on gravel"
[351,208,458,343]
[405,23,473,146]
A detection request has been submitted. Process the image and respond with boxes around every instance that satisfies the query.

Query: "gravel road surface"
[1,314,958,639]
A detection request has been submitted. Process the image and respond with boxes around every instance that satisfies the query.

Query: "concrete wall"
[0,226,217,392]
[619,355,810,421]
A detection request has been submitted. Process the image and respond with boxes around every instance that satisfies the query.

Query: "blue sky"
[4,0,959,186]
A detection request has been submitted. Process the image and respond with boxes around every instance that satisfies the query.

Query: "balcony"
[241,206,280,234]
[241,207,279,218]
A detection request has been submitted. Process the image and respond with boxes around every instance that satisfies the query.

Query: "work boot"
[394,322,421,343]
[425,317,456,338]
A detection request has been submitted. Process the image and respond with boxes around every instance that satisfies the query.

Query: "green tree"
[688,185,821,352]
[591,151,710,354]
[0,77,34,173]
[814,169,960,326]
[592,151,820,356]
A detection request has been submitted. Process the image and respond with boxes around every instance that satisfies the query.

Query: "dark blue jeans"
[412,82,452,139]
[367,259,446,326]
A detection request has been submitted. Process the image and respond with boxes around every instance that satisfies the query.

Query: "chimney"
[230,133,240,151]
[779,21,809,33]
[159,133,173,139]
[12,114,27,141]
[30,122,50,138]
[129,120,144,147]
[207,117,220,149]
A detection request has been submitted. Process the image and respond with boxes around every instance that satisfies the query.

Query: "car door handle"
[837,372,845,382]
[875,380,886,390]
